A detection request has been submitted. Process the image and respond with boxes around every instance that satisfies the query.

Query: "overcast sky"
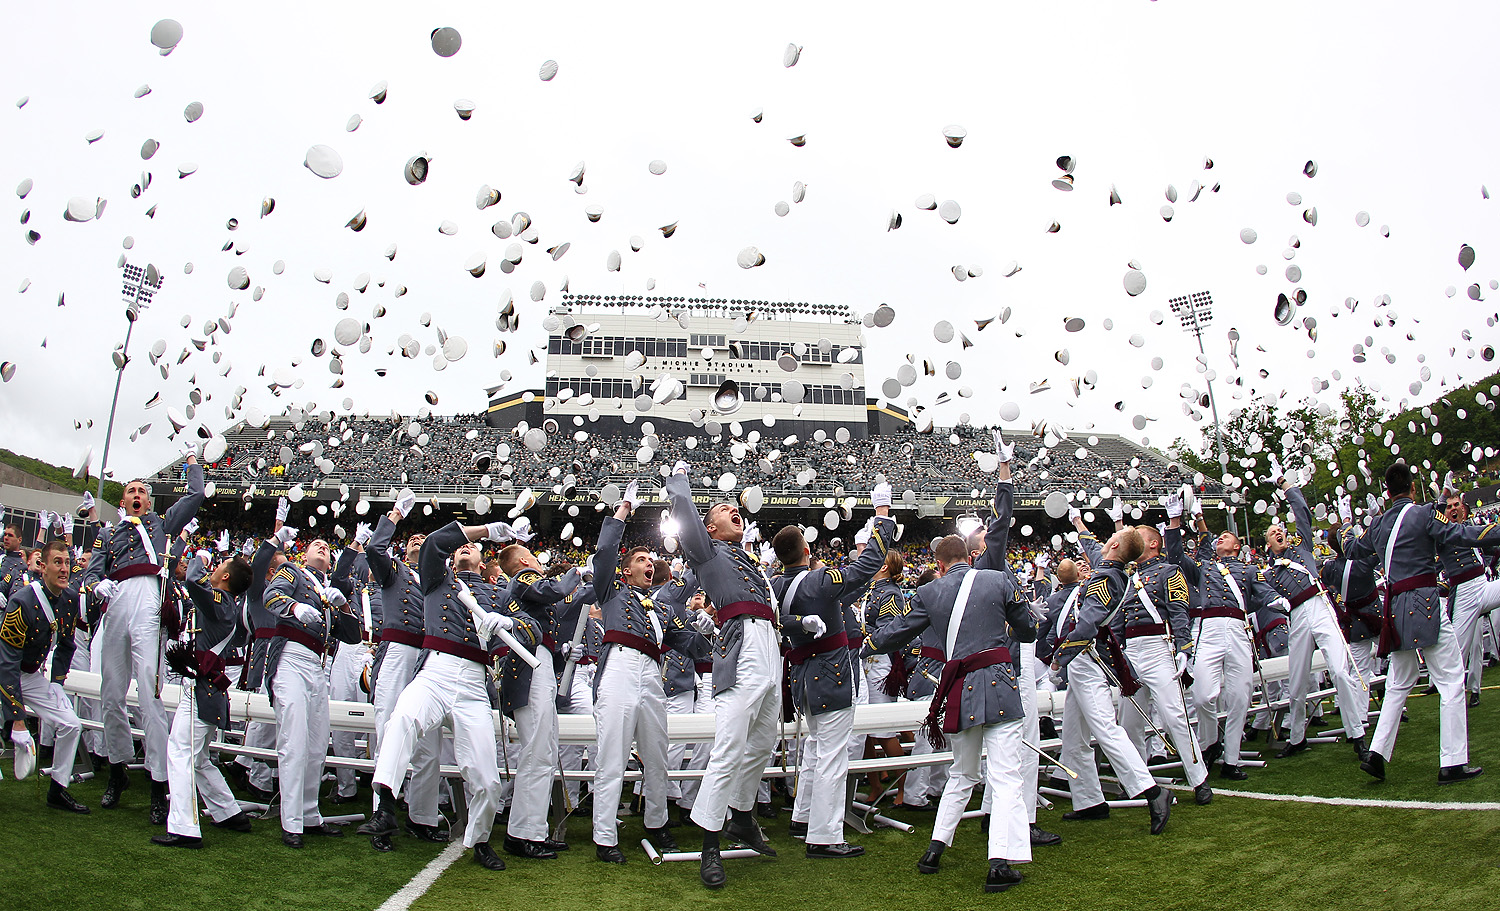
[3,2,1498,484]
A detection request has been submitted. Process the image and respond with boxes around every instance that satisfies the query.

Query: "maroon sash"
[603,629,662,661]
[1379,573,1437,658]
[784,632,849,666]
[922,646,1012,748]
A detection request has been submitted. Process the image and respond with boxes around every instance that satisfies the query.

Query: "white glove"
[1174,651,1190,679]
[1191,496,1205,518]
[323,586,348,608]
[1165,491,1183,519]
[276,496,291,523]
[274,526,298,547]
[581,556,595,582]
[801,615,828,638]
[1443,470,1458,497]
[758,542,775,565]
[11,728,34,748]
[1271,597,1291,614]
[1106,500,1124,523]
[11,728,34,780]
[871,481,893,508]
[195,548,212,566]
[354,522,373,545]
[1267,452,1285,484]
[692,609,717,635]
[1067,505,1081,523]
[80,491,95,513]
[854,526,871,547]
[742,521,760,544]
[185,517,200,536]
[993,429,1015,463]
[559,640,578,660]
[672,459,690,476]
[293,602,322,625]
[475,610,514,640]
[52,513,68,533]
[622,480,644,513]
[91,580,118,601]
[485,521,516,543]
[1337,494,1353,525]
[37,510,53,533]
[1047,667,1064,688]
[511,516,535,542]
[394,488,417,519]
[181,441,200,459]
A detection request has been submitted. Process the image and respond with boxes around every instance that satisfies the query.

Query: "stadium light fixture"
[1168,290,1244,539]
[97,262,164,500]
[954,513,982,538]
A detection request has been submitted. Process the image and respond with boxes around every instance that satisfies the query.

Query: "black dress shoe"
[1438,764,1484,784]
[645,826,677,851]
[1308,717,1330,729]
[1062,802,1109,821]
[503,835,558,859]
[1219,765,1248,781]
[100,763,130,809]
[1201,742,1223,767]
[700,846,726,889]
[328,791,361,805]
[897,801,936,812]
[149,794,169,825]
[358,808,399,837]
[1147,754,1170,767]
[281,830,304,849]
[306,822,344,837]
[1277,739,1311,758]
[1194,783,1213,805]
[1146,788,1172,835]
[595,843,627,864]
[807,841,864,858]
[370,835,395,852]
[212,811,253,833]
[1360,752,1386,781]
[1029,824,1061,847]
[405,822,450,843]
[756,801,777,819]
[1349,736,1370,762]
[788,819,808,838]
[473,841,506,870]
[151,833,203,849]
[726,818,777,856]
[917,843,944,874]
[47,782,90,814]
[542,837,570,852]
[1469,691,1481,708]
[1243,728,1261,743]
[985,860,1023,893]
[245,783,275,803]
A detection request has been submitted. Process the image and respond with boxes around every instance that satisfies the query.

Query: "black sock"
[375,784,396,814]
[702,830,721,852]
[1141,785,1162,801]
[730,807,753,827]
[110,762,129,781]
[927,839,945,856]
[150,778,167,798]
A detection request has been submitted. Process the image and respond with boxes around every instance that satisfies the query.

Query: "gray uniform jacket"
[498,558,579,713]
[1166,527,1279,623]
[1262,486,1334,616]
[181,554,248,728]
[777,515,895,716]
[1339,496,1498,652]
[366,516,426,647]
[0,577,82,725]
[666,472,777,696]
[590,516,708,697]
[1038,580,1083,666]
[0,550,27,603]
[867,561,1036,732]
[239,539,280,691]
[82,462,205,593]
[1119,554,1193,653]
[1053,560,1131,671]
[1320,547,1380,643]
[264,558,359,696]
[657,571,704,698]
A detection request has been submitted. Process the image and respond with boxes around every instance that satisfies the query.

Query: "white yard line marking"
[1167,784,1500,811]
[377,842,466,911]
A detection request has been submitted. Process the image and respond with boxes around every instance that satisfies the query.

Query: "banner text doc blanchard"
[167,484,1225,517]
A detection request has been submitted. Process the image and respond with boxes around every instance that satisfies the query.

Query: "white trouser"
[1452,577,1500,693]
[933,718,1030,864]
[984,641,1041,822]
[328,643,368,797]
[271,643,330,834]
[165,695,241,837]
[68,627,103,755]
[676,675,716,809]
[1349,640,1377,689]
[1370,612,1469,767]
[371,641,441,825]
[792,704,854,845]
[1191,617,1253,765]
[559,662,596,805]
[862,654,900,738]
[508,645,559,842]
[591,647,671,845]
[373,652,499,848]
[1061,651,1155,807]
[690,617,782,831]
[239,690,278,791]
[664,688,697,802]
[23,672,80,787]
[845,664,870,764]
[904,696,948,805]
[1287,596,1369,742]
[1122,637,1208,787]
[99,574,169,779]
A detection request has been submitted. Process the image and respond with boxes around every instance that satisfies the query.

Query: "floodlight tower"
[96,262,163,501]
[1169,290,1245,539]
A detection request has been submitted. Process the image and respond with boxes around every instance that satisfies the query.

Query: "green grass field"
[4,672,1497,911]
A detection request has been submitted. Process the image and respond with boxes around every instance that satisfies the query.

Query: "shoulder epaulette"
[1085,578,1111,604]
[516,569,542,585]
